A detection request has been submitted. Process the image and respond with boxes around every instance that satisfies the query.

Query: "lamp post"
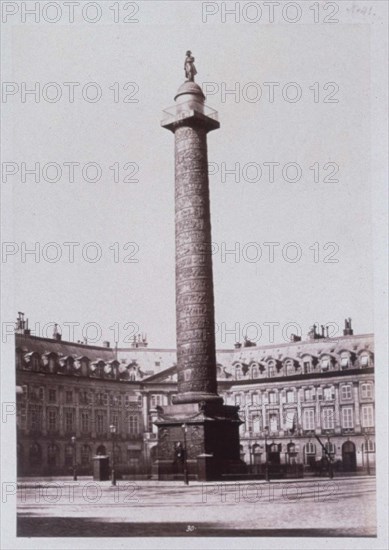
[71,436,77,481]
[264,425,269,482]
[109,424,116,486]
[181,424,189,485]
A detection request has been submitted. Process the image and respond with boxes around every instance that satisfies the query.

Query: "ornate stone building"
[15,314,375,477]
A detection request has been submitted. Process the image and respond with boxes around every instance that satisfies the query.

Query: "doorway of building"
[342,441,356,471]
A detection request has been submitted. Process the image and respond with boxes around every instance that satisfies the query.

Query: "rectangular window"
[286,391,295,403]
[151,395,163,407]
[341,385,352,400]
[360,355,369,367]
[48,389,57,403]
[304,388,314,401]
[323,387,334,401]
[250,413,261,433]
[47,409,57,432]
[322,408,335,429]
[81,411,90,433]
[111,413,119,432]
[269,392,277,404]
[361,384,373,399]
[96,413,105,434]
[303,408,315,430]
[128,415,139,434]
[361,404,374,427]
[65,390,73,404]
[29,405,42,432]
[268,412,278,432]
[341,407,354,428]
[341,357,349,369]
[64,410,74,433]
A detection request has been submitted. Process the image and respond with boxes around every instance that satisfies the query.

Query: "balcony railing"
[161,101,218,126]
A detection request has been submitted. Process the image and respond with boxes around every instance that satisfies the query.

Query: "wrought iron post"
[71,436,77,481]
[110,424,116,486]
[182,424,189,485]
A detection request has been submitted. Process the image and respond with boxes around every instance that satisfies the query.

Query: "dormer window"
[267,360,275,377]
[303,361,310,374]
[360,354,370,367]
[341,356,349,369]
[321,358,330,371]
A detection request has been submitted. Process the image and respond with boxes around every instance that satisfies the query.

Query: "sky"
[1,1,381,349]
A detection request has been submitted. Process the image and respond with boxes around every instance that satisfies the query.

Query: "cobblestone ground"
[17,476,376,537]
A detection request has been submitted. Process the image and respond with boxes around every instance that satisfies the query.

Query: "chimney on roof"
[290,334,301,342]
[24,317,31,336]
[234,342,242,349]
[103,341,110,348]
[343,317,353,336]
[15,312,25,334]
[53,323,62,341]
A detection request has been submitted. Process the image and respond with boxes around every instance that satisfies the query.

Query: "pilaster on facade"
[353,381,361,429]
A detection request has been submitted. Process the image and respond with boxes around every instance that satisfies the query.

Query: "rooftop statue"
[184,50,197,82]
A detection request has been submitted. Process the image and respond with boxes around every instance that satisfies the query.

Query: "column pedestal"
[154,401,246,481]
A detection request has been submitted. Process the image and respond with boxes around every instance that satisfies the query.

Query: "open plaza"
[15,475,376,537]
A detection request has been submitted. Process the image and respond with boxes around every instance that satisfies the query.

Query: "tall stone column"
[155,60,244,481]
[166,82,220,404]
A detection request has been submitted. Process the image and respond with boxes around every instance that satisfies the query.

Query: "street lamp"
[263,425,269,482]
[109,424,116,486]
[181,424,189,485]
[71,436,77,481]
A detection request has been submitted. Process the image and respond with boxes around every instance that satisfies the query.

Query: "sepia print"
[1,1,388,549]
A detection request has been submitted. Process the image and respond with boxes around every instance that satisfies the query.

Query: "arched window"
[234,364,243,380]
[96,445,106,456]
[31,353,40,372]
[80,358,89,377]
[287,442,296,453]
[48,354,58,373]
[267,360,275,378]
[129,369,136,381]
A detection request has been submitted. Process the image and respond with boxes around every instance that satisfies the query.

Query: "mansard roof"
[15,331,374,383]
[15,334,116,362]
